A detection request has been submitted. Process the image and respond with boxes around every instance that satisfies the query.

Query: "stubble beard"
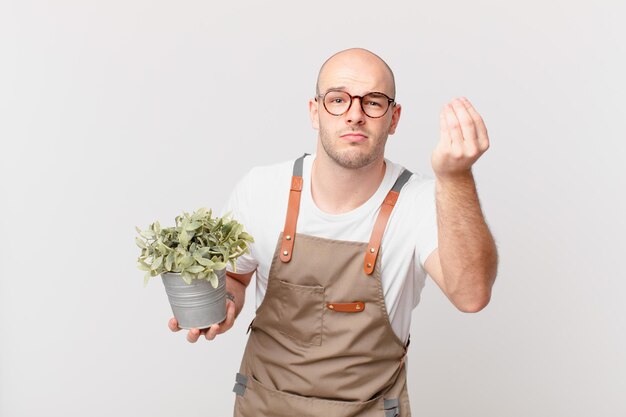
[319,124,389,170]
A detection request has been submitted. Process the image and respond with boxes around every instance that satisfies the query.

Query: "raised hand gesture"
[432,97,490,179]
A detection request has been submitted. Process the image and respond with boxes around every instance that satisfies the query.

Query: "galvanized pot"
[161,269,226,330]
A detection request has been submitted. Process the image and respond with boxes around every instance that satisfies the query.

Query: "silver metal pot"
[161,269,226,330]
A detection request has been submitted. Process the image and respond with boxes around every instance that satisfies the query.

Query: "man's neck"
[310,151,386,215]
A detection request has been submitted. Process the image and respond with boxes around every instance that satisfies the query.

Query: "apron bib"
[233,153,414,417]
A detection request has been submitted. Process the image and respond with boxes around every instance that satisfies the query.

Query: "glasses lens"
[361,93,390,118]
[323,91,351,116]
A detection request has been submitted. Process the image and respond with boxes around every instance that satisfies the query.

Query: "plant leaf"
[195,257,213,267]
[209,272,218,288]
[140,229,156,239]
[157,241,170,254]
[180,255,194,269]
[185,222,202,231]
[195,247,211,257]
[165,252,175,271]
[181,271,193,284]
[212,262,227,271]
[179,230,191,247]
[151,255,163,271]
[239,232,254,242]
[186,265,205,274]
[143,271,152,287]
[137,260,151,271]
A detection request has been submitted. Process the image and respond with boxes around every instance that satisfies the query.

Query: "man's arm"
[423,96,498,312]
[226,269,255,319]
[424,173,498,312]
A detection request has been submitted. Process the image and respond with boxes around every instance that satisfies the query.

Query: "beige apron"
[233,153,414,417]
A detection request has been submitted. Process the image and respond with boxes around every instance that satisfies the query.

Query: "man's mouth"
[340,133,367,142]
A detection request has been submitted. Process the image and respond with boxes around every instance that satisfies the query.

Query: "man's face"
[309,52,401,170]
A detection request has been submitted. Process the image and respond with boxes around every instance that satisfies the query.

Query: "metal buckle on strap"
[232,373,249,396]
[383,398,400,417]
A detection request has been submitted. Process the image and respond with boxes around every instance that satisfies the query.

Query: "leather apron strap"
[277,152,414,276]
[279,152,309,262]
[364,169,413,275]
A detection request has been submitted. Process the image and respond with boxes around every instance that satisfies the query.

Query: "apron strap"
[364,169,413,275]
[383,398,400,417]
[280,153,310,263]
[232,372,249,396]
[279,153,413,272]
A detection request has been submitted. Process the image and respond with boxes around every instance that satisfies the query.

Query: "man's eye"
[331,98,345,104]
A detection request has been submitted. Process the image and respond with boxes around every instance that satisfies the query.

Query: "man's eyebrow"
[322,86,347,92]
[321,87,390,96]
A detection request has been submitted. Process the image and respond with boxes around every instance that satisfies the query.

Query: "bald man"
[170,48,498,416]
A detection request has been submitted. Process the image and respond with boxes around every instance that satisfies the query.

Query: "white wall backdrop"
[1,1,624,416]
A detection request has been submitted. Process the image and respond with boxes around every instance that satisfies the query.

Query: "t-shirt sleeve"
[219,170,259,275]
[414,179,438,270]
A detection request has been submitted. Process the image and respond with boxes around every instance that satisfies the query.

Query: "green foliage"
[135,208,254,288]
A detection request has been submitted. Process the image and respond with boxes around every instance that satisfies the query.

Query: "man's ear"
[388,103,402,135]
[309,98,320,130]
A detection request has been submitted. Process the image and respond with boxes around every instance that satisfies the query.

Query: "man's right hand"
[168,269,253,343]
[168,296,237,342]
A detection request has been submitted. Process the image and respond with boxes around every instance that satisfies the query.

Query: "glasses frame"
[316,90,396,119]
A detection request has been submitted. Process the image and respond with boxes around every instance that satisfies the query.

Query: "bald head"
[315,48,396,98]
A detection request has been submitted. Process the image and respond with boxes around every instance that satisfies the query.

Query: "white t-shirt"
[220,153,438,344]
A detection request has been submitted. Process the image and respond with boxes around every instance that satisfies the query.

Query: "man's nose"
[345,97,366,125]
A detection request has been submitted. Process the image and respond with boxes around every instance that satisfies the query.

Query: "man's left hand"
[432,97,490,179]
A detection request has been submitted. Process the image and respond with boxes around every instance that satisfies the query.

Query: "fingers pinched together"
[432,96,490,179]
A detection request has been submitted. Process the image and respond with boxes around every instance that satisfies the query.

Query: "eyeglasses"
[316,90,396,118]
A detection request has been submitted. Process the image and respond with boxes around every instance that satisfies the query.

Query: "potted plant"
[135,208,254,329]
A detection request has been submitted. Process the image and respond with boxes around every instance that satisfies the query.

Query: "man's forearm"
[435,172,498,310]
[226,275,247,319]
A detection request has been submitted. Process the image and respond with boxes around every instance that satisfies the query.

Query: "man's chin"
[331,150,377,170]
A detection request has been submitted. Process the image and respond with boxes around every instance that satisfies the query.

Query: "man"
[170,48,498,416]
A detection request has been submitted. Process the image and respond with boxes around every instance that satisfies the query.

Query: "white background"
[1,1,625,416]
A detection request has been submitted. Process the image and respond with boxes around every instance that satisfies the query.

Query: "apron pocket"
[236,373,385,417]
[276,279,324,346]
